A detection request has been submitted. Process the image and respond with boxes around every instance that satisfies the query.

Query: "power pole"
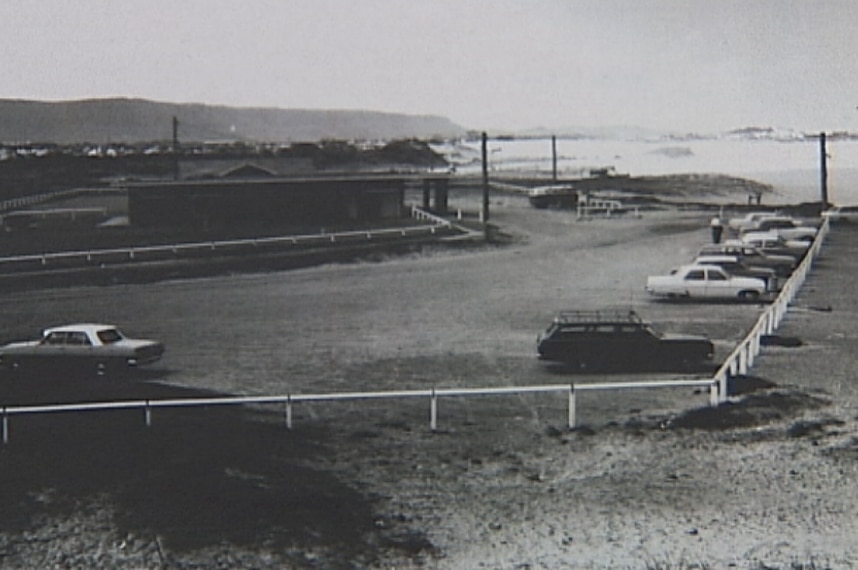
[819,132,829,206]
[172,116,180,181]
[481,132,489,230]
[552,135,558,181]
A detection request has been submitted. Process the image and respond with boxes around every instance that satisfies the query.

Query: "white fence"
[712,216,829,402]
[1,379,719,444]
[0,205,452,271]
[0,215,829,443]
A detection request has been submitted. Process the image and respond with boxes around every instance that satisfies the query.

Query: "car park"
[536,309,714,372]
[645,264,768,301]
[698,242,796,276]
[0,323,165,376]
[692,254,779,291]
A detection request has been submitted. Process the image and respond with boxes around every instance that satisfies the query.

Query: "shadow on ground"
[0,375,421,566]
[666,374,831,431]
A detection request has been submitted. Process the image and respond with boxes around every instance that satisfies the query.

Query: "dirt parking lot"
[0,194,854,568]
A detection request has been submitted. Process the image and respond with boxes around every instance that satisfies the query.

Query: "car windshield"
[97,328,124,344]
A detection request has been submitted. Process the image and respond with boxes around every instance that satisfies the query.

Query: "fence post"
[144,400,152,427]
[430,388,438,431]
[709,381,719,407]
[285,396,293,430]
[748,333,757,367]
[567,384,576,429]
[2,408,8,444]
[719,372,729,403]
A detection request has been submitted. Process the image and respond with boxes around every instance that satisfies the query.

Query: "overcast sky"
[1,0,856,133]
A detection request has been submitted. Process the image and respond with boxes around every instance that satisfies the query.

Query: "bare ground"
[0,192,855,568]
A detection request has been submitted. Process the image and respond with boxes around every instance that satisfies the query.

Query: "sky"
[1,0,857,134]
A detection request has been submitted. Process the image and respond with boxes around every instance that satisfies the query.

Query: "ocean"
[434,137,858,206]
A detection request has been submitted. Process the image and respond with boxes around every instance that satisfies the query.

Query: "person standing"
[710,215,723,243]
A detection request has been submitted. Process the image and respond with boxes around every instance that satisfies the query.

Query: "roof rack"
[552,309,642,325]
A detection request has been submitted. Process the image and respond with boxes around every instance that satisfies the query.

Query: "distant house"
[219,163,280,178]
[177,156,315,180]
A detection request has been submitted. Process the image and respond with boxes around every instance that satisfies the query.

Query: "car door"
[702,267,732,298]
[39,331,69,362]
[64,330,95,365]
[682,268,707,297]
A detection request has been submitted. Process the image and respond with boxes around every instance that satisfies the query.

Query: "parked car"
[536,309,714,372]
[692,254,779,291]
[741,216,818,241]
[740,231,810,259]
[727,211,779,233]
[0,323,165,376]
[645,264,768,301]
[698,242,796,276]
[821,205,858,223]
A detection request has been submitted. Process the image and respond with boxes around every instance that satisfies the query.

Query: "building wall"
[126,177,406,228]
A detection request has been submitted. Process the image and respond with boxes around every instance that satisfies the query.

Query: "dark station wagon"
[536,310,714,372]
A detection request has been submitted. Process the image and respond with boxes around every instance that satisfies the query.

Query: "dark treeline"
[0,139,448,200]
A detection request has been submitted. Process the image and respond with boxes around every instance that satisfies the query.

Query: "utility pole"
[819,131,829,206]
[172,116,180,181]
[481,132,489,232]
[552,135,558,181]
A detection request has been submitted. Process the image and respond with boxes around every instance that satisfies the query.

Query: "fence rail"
[1,378,718,444]
[0,188,96,214]
[0,214,829,444]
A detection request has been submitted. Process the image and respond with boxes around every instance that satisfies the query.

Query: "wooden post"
[567,385,576,429]
[820,132,829,206]
[172,116,180,181]
[481,132,489,231]
[430,388,438,431]
[552,135,558,181]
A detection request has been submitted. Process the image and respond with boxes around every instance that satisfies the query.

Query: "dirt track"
[0,195,855,568]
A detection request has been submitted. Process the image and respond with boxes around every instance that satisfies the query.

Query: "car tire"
[738,290,760,301]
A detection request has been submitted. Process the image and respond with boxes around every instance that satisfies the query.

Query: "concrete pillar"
[434,178,449,214]
[422,179,431,210]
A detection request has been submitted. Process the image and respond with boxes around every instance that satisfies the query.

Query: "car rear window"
[97,329,123,344]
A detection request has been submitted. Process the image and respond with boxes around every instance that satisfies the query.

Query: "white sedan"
[740,216,818,241]
[0,323,165,376]
[646,264,768,301]
[727,211,779,232]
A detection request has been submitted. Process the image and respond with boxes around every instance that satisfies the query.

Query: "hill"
[0,98,467,144]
